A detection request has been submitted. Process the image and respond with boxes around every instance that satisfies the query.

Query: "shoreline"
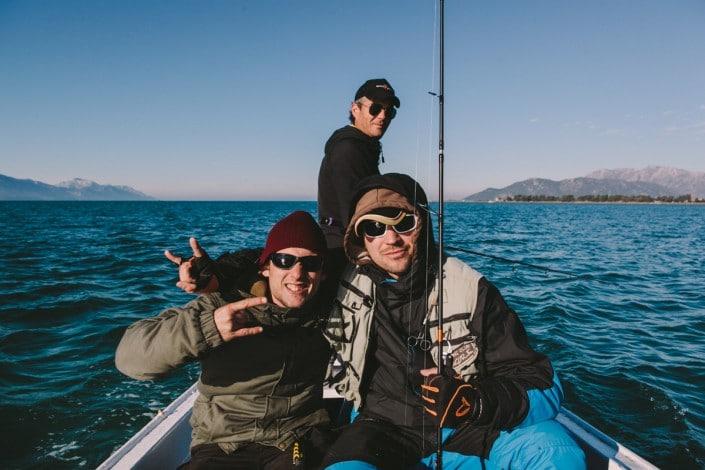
[454,200,705,205]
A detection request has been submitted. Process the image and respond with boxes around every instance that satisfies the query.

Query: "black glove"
[190,253,217,291]
[421,371,482,428]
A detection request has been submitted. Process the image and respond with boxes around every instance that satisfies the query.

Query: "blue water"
[1,201,703,468]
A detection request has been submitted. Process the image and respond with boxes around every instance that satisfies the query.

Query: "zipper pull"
[291,440,304,467]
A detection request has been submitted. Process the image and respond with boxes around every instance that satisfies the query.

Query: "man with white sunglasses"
[320,173,585,469]
[116,211,334,469]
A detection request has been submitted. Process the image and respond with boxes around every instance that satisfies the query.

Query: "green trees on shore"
[500,194,704,203]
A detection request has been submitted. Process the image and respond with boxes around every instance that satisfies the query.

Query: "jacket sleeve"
[326,139,380,224]
[469,278,562,430]
[115,294,226,380]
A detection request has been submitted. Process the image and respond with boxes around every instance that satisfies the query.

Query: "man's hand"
[420,368,481,428]
[164,237,219,294]
[213,297,267,342]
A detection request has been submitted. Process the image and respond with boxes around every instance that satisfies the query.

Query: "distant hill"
[585,166,705,198]
[0,174,153,200]
[464,167,704,201]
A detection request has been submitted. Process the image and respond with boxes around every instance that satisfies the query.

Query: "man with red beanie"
[116,211,333,469]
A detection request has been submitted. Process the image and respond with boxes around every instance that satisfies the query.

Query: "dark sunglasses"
[366,102,397,119]
[358,214,419,238]
[269,253,324,271]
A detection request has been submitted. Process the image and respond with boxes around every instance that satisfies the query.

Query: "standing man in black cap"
[164,79,400,298]
[317,78,401,252]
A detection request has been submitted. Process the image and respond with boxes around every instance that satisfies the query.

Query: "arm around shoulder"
[115,295,226,380]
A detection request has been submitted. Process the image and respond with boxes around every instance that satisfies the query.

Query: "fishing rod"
[435,0,445,468]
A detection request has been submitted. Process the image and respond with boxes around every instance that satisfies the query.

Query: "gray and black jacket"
[324,173,564,455]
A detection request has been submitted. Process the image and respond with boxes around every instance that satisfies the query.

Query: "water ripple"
[1,201,703,467]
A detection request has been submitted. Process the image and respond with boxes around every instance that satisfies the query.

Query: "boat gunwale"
[98,382,658,469]
[96,383,199,469]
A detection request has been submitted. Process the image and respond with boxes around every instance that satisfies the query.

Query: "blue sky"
[1,0,703,200]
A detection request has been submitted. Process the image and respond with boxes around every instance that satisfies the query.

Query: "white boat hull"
[98,383,657,469]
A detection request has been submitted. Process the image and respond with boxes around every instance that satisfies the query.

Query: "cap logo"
[376,84,391,91]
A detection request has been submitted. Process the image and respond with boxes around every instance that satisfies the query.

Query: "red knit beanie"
[258,211,327,266]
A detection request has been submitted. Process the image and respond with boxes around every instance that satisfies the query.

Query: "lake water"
[1,201,703,468]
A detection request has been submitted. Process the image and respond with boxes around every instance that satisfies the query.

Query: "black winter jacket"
[317,125,381,248]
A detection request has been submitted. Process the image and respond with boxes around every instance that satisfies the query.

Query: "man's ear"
[350,101,360,119]
[260,266,270,278]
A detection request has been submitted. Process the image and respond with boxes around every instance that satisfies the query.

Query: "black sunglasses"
[358,214,419,238]
[269,253,324,271]
[366,102,397,119]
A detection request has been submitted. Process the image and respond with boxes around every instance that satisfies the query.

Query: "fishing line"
[404,0,447,466]
[404,0,440,455]
[418,200,599,282]
[444,244,617,285]
[445,246,582,278]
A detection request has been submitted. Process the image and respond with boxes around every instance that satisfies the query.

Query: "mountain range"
[464,167,705,202]
[3,167,704,202]
[0,174,153,201]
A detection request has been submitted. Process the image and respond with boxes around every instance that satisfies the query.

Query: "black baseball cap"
[354,79,401,108]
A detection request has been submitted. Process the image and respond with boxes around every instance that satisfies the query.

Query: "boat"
[98,382,657,469]
[99,2,662,467]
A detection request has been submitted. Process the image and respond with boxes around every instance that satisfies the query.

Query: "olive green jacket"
[116,290,330,453]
